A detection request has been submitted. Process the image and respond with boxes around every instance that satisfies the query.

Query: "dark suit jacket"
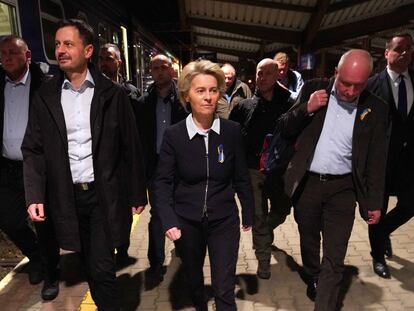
[367,69,414,193]
[153,118,254,232]
[135,82,188,180]
[22,65,147,251]
[279,78,388,219]
[0,63,45,163]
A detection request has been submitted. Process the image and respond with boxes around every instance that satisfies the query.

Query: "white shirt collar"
[387,66,409,82]
[5,66,30,85]
[62,69,95,91]
[186,114,220,140]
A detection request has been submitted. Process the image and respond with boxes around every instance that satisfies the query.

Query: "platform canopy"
[129,0,414,65]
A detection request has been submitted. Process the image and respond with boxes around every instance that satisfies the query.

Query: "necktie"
[398,74,407,117]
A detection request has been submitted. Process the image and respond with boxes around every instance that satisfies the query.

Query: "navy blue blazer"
[153,117,254,232]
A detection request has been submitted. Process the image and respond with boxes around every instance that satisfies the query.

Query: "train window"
[98,23,109,47]
[0,1,19,36]
[112,31,119,45]
[39,0,64,64]
[133,34,143,93]
[40,0,63,19]
[120,26,130,81]
[77,11,88,24]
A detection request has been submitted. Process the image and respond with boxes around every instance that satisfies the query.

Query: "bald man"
[229,59,291,279]
[278,50,388,310]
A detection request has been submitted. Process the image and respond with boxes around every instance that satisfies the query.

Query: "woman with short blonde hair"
[154,59,254,310]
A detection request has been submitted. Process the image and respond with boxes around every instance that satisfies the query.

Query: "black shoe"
[257,260,271,279]
[373,260,390,279]
[385,236,393,258]
[306,279,318,301]
[41,280,59,300]
[28,260,43,285]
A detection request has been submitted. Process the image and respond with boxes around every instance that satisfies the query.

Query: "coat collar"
[39,63,115,152]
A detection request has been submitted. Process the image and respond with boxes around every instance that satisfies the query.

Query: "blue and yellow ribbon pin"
[217,144,224,163]
[360,108,372,121]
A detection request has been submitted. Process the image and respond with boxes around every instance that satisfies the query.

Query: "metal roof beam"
[177,0,188,31]
[194,31,262,44]
[188,17,301,44]
[312,3,414,50]
[328,0,373,13]
[196,44,257,59]
[212,0,314,13]
[303,0,331,47]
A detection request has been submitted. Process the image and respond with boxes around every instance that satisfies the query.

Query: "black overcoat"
[22,65,147,251]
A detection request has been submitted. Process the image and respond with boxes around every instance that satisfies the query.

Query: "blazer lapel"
[352,91,372,163]
[305,78,334,149]
[89,66,114,153]
[406,70,414,121]
[42,79,68,152]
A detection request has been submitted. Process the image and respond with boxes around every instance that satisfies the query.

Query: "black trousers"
[147,180,166,267]
[0,159,59,279]
[249,169,291,261]
[0,160,39,260]
[369,181,414,262]
[34,216,60,281]
[175,214,240,311]
[294,173,355,311]
[74,187,119,311]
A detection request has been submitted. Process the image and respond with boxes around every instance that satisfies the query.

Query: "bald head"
[0,35,31,81]
[150,54,172,67]
[150,54,174,87]
[334,49,373,103]
[256,58,279,96]
[337,49,373,73]
[257,58,278,72]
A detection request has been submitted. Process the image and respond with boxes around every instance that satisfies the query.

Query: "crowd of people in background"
[0,17,412,311]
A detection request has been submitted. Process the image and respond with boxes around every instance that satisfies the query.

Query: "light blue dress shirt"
[186,114,220,153]
[309,87,357,175]
[61,70,95,183]
[3,68,31,161]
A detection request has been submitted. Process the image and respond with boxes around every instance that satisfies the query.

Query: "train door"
[0,0,20,36]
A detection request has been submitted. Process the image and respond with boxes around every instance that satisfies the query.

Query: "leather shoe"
[306,279,317,301]
[41,280,59,301]
[385,236,393,258]
[257,260,271,279]
[373,260,390,279]
[28,260,43,285]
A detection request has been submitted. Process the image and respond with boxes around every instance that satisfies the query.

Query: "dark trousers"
[34,217,60,281]
[0,160,39,260]
[294,173,355,311]
[175,214,240,311]
[249,169,291,261]
[74,187,119,311]
[0,159,60,280]
[369,181,414,262]
[148,182,165,267]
